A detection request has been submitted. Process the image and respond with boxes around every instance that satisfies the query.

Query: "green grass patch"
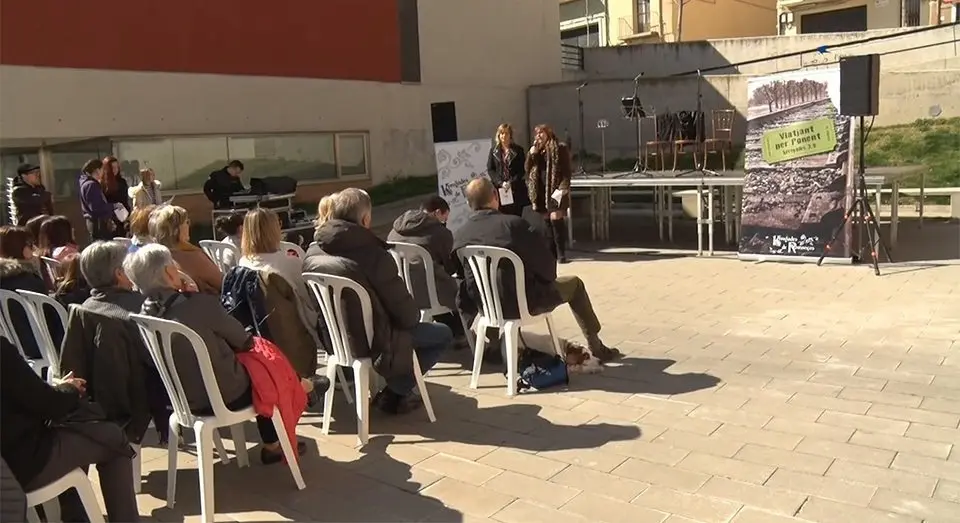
[865,117,960,188]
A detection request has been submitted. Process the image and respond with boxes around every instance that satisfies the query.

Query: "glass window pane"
[115,140,175,192]
[48,139,113,199]
[337,134,368,177]
[228,134,336,182]
[172,137,228,191]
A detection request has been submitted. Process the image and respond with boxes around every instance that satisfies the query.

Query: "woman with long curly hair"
[101,156,131,236]
[525,124,572,263]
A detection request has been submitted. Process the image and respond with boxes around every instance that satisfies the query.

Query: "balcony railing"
[904,0,921,25]
[561,43,584,70]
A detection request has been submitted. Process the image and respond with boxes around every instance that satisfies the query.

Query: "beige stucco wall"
[0,0,561,185]
[682,0,779,40]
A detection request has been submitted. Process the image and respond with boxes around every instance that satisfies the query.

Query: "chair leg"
[353,361,370,447]
[40,501,59,522]
[544,314,563,358]
[412,351,437,423]
[195,423,216,523]
[721,147,727,171]
[166,416,179,508]
[229,425,249,468]
[469,320,486,389]
[131,444,142,494]
[336,366,354,405]
[459,312,476,354]
[672,146,679,171]
[321,360,338,435]
[212,431,230,466]
[26,507,41,523]
[74,475,106,523]
[504,322,520,397]
[270,411,306,490]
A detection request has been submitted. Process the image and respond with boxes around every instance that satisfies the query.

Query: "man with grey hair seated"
[59,240,168,445]
[124,244,314,464]
[304,188,454,415]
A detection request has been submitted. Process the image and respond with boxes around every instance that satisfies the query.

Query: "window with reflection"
[48,139,113,199]
[228,134,337,181]
[336,134,369,177]
[172,137,228,190]
[115,140,176,191]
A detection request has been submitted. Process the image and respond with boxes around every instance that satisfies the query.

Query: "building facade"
[776,0,941,34]
[559,0,779,46]
[0,0,561,228]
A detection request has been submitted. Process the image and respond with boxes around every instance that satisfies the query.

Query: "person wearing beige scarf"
[525,124,572,263]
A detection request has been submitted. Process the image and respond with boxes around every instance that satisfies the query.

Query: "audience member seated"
[303,189,454,414]
[124,244,309,463]
[60,241,169,445]
[0,226,47,360]
[24,214,49,247]
[54,254,92,308]
[127,204,156,253]
[149,205,222,295]
[215,212,245,268]
[238,208,323,377]
[1,343,140,522]
[452,178,620,362]
[36,215,79,263]
[387,195,458,311]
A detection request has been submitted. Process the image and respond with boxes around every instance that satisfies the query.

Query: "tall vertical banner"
[738,67,855,261]
[435,139,491,232]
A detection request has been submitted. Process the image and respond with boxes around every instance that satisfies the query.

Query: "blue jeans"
[386,322,453,395]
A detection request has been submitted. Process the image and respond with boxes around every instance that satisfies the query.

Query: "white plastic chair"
[17,289,68,364]
[25,468,105,523]
[388,241,474,347]
[0,289,57,381]
[112,237,132,248]
[304,272,436,447]
[129,313,305,522]
[279,241,306,260]
[457,246,563,396]
[199,240,240,275]
[39,256,62,286]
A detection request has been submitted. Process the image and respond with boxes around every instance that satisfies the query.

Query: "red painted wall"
[0,0,401,82]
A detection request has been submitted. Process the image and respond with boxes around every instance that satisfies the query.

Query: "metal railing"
[904,0,921,26]
[637,0,652,33]
[561,43,584,70]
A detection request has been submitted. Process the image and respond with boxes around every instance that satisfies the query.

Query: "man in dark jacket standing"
[78,159,115,241]
[10,163,53,225]
[304,188,453,414]
[203,160,246,208]
[386,195,458,310]
[452,178,620,361]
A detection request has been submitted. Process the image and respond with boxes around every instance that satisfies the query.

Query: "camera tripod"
[817,115,892,275]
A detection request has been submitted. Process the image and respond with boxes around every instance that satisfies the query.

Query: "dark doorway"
[800,6,867,33]
[430,102,458,143]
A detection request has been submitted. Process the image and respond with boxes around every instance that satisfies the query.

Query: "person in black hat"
[10,164,53,226]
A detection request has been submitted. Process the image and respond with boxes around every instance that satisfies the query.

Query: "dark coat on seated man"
[386,202,458,311]
[304,218,419,379]
[451,209,562,321]
[59,288,153,443]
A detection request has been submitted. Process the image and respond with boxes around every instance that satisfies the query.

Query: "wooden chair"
[643,111,672,171]
[703,109,735,171]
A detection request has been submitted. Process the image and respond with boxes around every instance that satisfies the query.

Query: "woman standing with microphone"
[486,124,530,216]
[526,124,572,263]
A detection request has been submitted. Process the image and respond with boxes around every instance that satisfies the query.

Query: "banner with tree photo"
[738,68,855,261]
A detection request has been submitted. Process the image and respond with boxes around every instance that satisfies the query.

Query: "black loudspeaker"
[839,54,880,117]
[431,101,458,143]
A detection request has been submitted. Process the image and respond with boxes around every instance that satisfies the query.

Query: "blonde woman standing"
[129,168,162,210]
[485,123,529,216]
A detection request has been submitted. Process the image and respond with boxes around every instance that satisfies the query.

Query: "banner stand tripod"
[817,115,892,275]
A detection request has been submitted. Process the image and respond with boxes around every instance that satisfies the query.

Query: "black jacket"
[0,259,48,360]
[103,175,130,212]
[386,210,458,310]
[59,288,153,443]
[486,143,531,208]
[10,178,53,226]
[0,343,81,487]
[303,219,418,378]
[203,168,245,208]
[452,209,561,320]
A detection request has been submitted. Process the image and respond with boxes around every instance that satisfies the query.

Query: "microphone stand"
[631,71,646,174]
[575,82,588,175]
[675,69,719,178]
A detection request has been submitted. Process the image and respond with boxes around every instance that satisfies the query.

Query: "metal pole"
[585,0,591,46]
[600,128,606,173]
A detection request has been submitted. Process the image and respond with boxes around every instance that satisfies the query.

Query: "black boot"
[551,218,569,263]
